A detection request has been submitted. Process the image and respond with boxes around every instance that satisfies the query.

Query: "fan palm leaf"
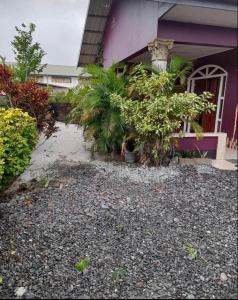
[68,64,127,154]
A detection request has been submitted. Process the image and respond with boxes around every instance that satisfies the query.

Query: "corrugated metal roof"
[38,65,83,77]
[7,62,84,77]
[78,0,113,66]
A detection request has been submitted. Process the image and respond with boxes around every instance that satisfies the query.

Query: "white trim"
[186,64,228,133]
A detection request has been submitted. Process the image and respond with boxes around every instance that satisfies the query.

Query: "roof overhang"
[128,44,233,64]
[77,0,113,67]
[161,3,237,28]
[158,0,238,11]
[77,0,237,67]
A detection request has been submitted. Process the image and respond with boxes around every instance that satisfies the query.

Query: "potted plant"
[121,135,136,163]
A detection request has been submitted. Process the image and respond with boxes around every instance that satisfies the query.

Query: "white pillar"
[148,38,174,71]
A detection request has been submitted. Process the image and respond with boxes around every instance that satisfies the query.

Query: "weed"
[75,258,90,273]
[185,243,198,259]
[112,268,128,281]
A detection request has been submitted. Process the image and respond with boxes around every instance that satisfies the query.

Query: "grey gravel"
[92,160,181,184]
[0,161,237,299]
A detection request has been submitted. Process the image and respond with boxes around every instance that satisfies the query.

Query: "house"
[78,0,237,161]
[29,64,87,92]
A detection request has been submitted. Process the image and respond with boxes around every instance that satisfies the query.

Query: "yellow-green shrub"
[0,108,38,190]
[0,138,4,183]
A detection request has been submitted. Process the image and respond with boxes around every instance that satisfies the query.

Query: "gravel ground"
[0,161,237,299]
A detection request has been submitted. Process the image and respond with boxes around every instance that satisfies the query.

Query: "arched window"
[186,65,228,133]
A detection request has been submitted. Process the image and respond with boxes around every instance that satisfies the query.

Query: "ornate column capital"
[148,38,174,61]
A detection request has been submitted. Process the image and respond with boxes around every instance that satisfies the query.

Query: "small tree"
[11,23,46,81]
[112,63,216,166]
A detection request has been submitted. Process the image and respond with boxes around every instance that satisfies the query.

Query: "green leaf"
[75,258,90,272]
[0,275,4,285]
[112,268,128,281]
[185,244,198,259]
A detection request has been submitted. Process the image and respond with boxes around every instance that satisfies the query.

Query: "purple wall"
[103,2,237,138]
[178,137,218,152]
[157,21,237,47]
[103,0,160,68]
[195,49,237,138]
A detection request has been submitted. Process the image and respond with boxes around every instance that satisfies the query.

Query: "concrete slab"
[19,122,91,182]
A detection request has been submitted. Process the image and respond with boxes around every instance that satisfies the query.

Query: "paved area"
[18,122,91,182]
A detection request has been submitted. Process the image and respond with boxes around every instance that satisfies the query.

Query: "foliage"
[0,275,3,285]
[167,55,193,87]
[0,61,16,107]
[185,244,198,259]
[0,139,4,185]
[68,64,127,154]
[75,258,90,273]
[0,61,55,135]
[136,55,193,92]
[49,91,69,104]
[48,87,84,105]
[11,23,46,82]
[0,108,38,190]
[112,63,215,165]
[112,268,128,281]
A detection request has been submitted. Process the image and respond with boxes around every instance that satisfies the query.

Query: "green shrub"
[49,87,85,105]
[112,64,215,165]
[49,91,69,104]
[0,139,4,183]
[0,108,38,190]
[68,64,127,154]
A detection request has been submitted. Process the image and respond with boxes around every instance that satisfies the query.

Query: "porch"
[122,19,237,164]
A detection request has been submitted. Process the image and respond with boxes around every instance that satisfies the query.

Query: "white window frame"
[185,64,228,133]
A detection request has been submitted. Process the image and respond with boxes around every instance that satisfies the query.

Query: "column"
[148,38,174,71]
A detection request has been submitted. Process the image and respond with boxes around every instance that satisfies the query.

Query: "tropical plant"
[11,23,47,82]
[167,55,193,87]
[112,62,215,165]
[136,56,193,92]
[68,64,127,154]
[0,108,38,190]
[48,87,84,105]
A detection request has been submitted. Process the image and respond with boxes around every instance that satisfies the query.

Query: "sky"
[0,0,89,66]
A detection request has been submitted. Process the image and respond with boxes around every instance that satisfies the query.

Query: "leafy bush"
[68,64,127,154]
[112,64,215,165]
[49,91,69,104]
[11,80,50,131]
[0,108,38,190]
[0,139,4,184]
[49,86,92,105]
[0,61,55,136]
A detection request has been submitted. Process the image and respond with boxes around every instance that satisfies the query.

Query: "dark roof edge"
[77,0,91,67]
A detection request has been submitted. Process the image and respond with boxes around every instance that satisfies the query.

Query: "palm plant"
[167,55,193,86]
[137,55,193,92]
[68,64,127,154]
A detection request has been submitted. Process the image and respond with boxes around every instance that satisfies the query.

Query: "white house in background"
[6,63,87,92]
[30,65,86,92]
